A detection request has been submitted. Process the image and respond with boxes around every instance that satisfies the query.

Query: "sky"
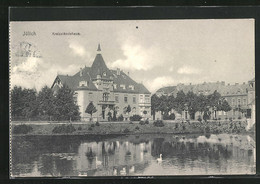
[10,19,255,93]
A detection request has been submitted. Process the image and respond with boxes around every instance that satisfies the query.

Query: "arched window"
[103,93,109,101]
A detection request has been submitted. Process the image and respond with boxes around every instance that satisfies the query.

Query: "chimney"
[189,83,192,85]
[116,68,120,75]
[80,68,83,77]
[127,71,129,76]
[221,81,225,85]
[243,82,245,84]
[235,83,239,85]
[228,83,230,86]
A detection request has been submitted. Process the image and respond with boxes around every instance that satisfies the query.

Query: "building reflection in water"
[11,134,255,177]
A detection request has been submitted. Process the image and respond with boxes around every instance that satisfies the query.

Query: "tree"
[218,98,232,119]
[158,95,168,115]
[151,94,160,120]
[11,86,25,119]
[207,90,221,109]
[125,105,131,119]
[186,91,198,120]
[85,102,97,121]
[175,90,186,114]
[112,107,118,121]
[167,95,176,112]
[22,88,39,120]
[11,87,39,121]
[197,94,207,115]
[37,86,56,120]
[54,85,81,121]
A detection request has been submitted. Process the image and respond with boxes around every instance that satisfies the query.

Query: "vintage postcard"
[9,19,255,177]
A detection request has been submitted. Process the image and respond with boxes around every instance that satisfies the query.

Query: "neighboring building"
[155,79,255,121]
[51,44,151,121]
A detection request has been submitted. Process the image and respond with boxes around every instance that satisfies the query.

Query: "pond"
[11,133,255,177]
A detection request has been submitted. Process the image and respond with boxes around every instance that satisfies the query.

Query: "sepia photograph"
[9,19,255,177]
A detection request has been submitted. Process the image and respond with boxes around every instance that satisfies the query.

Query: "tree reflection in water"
[11,134,255,177]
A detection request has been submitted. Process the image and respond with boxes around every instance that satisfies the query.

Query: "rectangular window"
[124,96,128,103]
[243,98,246,105]
[218,111,222,115]
[133,96,136,103]
[120,84,126,89]
[237,98,241,105]
[140,95,143,102]
[224,111,227,115]
[145,95,150,103]
[232,99,236,106]
[115,95,119,103]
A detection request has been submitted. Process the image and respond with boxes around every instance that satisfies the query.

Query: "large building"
[156,79,255,122]
[51,44,151,121]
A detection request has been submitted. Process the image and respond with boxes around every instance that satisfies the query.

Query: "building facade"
[51,44,151,121]
[156,79,255,121]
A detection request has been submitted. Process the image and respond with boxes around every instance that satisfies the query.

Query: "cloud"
[11,55,81,91]
[12,57,43,73]
[177,66,201,74]
[169,66,174,72]
[109,39,163,71]
[69,42,86,57]
[145,76,176,93]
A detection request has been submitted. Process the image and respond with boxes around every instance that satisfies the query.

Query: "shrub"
[13,124,33,134]
[163,113,175,120]
[203,113,210,121]
[129,121,133,124]
[229,117,233,121]
[135,126,140,130]
[88,127,93,131]
[175,123,179,129]
[139,120,145,125]
[91,124,95,127]
[205,126,210,133]
[238,116,242,119]
[78,126,82,130]
[168,113,175,120]
[197,116,202,122]
[218,117,221,120]
[130,115,142,121]
[118,114,124,121]
[123,128,130,133]
[153,120,165,127]
[52,124,76,134]
[95,121,100,126]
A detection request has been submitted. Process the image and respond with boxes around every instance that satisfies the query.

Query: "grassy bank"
[11,120,250,136]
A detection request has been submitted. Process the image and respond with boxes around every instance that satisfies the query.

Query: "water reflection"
[11,134,255,177]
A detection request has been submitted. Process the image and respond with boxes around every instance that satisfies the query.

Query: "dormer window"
[79,81,88,87]
[103,72,106,76]
[120,84,126,89]
[129,85,134,90]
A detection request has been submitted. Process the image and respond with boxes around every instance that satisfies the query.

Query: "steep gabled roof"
[54,67,98,91]
[110,70,150,94]
[90,54,113,79]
